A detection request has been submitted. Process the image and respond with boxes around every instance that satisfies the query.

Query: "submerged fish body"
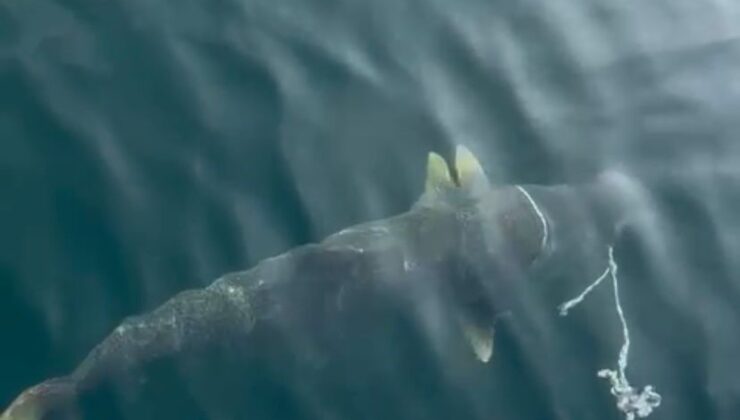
[1,146,629,420]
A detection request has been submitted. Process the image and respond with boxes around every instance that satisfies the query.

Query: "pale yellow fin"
[454,145,489,190]
[2,389,45,420]
[1,378,76,420]
[425,152,455,194]
[461,319,494,363]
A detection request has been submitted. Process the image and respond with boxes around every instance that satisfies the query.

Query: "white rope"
[607,246,630,384]
[515,186,548,251]
[558,266,611,316]
[559,246,662,419]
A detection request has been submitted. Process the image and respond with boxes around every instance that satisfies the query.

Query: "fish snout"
[589,170,651,239]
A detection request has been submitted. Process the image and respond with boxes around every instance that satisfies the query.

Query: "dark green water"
[2,0,740,419]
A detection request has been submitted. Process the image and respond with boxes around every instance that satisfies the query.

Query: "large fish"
[1,146,634,420]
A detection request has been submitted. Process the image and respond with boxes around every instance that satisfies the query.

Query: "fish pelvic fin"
[459,316,495,363]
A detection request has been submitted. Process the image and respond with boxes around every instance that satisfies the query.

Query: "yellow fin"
[461,319,494,363]
[425,152,455,194]
[455,145,489,190]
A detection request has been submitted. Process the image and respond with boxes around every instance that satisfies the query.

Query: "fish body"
[1,147,631,419]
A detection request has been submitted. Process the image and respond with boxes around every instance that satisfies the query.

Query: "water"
[2,0,740,419]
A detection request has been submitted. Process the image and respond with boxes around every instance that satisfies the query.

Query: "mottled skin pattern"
[1,165,623,419]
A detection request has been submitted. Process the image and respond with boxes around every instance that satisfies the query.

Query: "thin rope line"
[515,185,548,251]
[559,245,661,420]
[558,265,611,316]
[608,246,630,384]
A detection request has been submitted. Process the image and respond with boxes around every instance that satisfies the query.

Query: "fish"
[1,146,636,420]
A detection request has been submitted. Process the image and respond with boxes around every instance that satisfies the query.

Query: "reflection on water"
[2,0,740,419]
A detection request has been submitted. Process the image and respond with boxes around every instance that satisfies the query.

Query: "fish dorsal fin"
[455,145,489,193]
[425,152,455,194]
[460,317,495,363]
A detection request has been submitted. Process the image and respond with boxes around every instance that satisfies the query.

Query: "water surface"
[2,0,740,419]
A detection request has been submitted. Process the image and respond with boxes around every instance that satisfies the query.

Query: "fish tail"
[1,377,77,420]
